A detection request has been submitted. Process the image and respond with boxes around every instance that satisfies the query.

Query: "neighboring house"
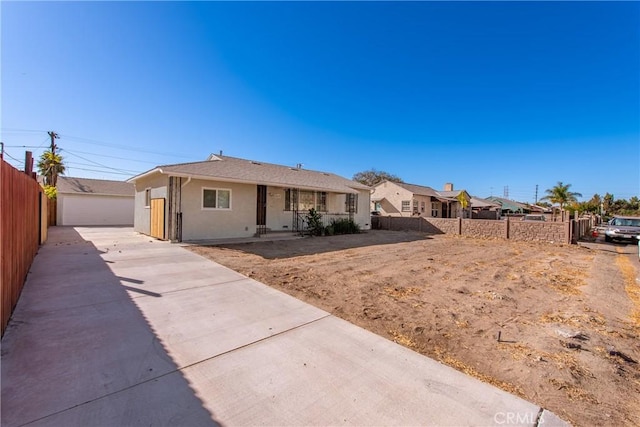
[371,181,471,218]
[470,196,501,219]
[484,196,531,216]
[57,176,135,226]
[127,155,371,242]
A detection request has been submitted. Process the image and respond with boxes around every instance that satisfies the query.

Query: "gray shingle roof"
[131,155,369,194]
[485,196,528,212]
[470,196,501,208]
[394,182,439,197]
[437,190,464,198]
[57,176,135,197]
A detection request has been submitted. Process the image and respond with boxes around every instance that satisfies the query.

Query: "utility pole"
[0,142,4,159]
[503,186,509,199]
[48,131,59,155]
[535,184,539,204]
[47,131,60,186]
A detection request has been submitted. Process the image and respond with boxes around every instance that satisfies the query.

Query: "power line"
[4,145,42,148]
[0,128,48,134]
[2,150,25,165]
[65,166,133,176]
[62,149,161,165]
[60,134,195,159]
[62,150,142,174]
[65,160,142,175]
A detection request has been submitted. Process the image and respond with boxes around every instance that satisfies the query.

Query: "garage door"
[59,195,134,226]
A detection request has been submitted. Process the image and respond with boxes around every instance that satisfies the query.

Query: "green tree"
[541,182,582,221]
[352,169,403,187]
[37,150,65,186]
[603,193,614,214]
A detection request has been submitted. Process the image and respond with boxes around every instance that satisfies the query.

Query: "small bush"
[330,218,360,235]
[43,184,57,200]
[306,208,324,236]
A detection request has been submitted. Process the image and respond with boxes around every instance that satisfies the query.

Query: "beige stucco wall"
[57,194,134,226]
[180,179,256,241]
[265,187,371,231]
[132,173,168,235]
[372,181,413,217]
[132,173,371,240]
[356,188,372,230]
[372,182,442,218]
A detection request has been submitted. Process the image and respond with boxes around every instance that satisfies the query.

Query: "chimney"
[444,183,454,191]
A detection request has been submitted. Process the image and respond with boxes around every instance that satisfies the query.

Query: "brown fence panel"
[47,197,57,226]
[1,159,43,336]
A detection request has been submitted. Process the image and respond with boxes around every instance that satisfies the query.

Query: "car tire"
[605,235,612,243]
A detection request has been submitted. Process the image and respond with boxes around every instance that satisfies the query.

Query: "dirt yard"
[189,230,640,426]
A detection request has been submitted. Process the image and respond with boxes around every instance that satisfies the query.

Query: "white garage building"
[57,177,135,226]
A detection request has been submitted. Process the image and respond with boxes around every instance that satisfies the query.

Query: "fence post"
[457,217,462,235]
[505,217,510,240]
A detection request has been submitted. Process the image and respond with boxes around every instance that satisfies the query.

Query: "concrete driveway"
[1,227,566,426]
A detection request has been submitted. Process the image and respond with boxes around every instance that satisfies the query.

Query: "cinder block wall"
[425,218,458,234]
[509,221,568,244]
[373,215,576,245]
[461,218,505,239]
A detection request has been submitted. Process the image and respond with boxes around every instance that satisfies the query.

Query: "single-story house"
[56,176,135,226]
[470,196,502,219]
[371,181,472,218]
[484,196,531,216]
[127,154,371,242]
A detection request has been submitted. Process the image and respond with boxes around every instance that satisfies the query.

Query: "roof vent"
[251,161,262,165]
[296,163,303,169]
[208,154,222,161]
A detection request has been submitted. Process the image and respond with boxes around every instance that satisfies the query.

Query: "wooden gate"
[150,198,165,240]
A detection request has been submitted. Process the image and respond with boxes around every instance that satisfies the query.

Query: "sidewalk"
[1,227,567,426]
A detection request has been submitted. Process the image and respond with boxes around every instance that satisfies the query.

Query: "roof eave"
[127,168,164,183]
[136,170,362,194]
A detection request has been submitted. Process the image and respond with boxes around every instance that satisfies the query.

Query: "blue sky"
[2,1,638,202]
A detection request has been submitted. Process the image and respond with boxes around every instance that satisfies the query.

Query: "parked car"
[522,214,546,221]
[604,216,640,243]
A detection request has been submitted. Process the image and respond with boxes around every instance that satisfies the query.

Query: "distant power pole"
[47,131,60,186]
[503,186,509,199]
[535,184,539,204]
[48,131,59,154]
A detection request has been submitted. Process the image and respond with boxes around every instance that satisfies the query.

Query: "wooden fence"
[1,158,46,336]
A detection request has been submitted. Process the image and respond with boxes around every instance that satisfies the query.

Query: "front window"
[431,202,439,217]
[346,194,358,213]
[202,188,231,210]
[144,188,151,207]
[284,189,326,212]
[317,192,327,212]
[401,201,411,212]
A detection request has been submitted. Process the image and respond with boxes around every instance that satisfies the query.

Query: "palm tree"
[541,182,582,221]
[37,150,65,186]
